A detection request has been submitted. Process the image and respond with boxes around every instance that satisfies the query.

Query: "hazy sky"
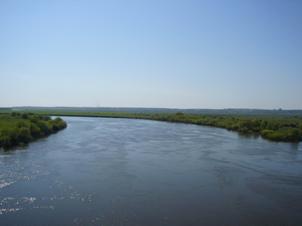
[1,0,301,109]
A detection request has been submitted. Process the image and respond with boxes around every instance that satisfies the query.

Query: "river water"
[0,117,302,225]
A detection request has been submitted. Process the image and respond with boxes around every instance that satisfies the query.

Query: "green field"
[0,113,67,150]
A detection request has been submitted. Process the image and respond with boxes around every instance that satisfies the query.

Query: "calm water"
[1,117,302,226]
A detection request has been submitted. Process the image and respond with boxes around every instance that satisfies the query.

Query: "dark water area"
[1,117,302,226]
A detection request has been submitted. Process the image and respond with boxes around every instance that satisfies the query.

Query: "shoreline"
[24,111,302,143]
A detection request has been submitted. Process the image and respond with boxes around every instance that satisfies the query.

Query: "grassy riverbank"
[1,108,302,143]
[6,109,301,143]
[0,113,67,150]
[150,113,302,142]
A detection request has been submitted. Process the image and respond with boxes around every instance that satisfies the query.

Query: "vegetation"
[148,113,302,142]
[1,108,302,143]
[0,113,67,150]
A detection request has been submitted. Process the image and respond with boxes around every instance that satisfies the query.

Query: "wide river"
[1,117,302,225]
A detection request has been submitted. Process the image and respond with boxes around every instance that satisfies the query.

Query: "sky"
[0,0,301,109]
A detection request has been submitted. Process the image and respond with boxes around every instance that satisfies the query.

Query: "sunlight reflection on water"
[0,117,301,225]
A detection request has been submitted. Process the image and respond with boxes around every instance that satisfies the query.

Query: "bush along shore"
[2,110,302,143]
[0,113,67,150]
[149,113,302,142]
[21,111,302,143]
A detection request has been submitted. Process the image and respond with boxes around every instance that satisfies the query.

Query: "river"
[1,117,302,225]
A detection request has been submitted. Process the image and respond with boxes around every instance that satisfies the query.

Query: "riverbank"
[6,110,302,143]
[0,113,67,150]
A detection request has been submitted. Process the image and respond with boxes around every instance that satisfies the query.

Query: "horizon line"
[2,106,302,111]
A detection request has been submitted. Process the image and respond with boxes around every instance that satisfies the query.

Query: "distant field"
[2,106,302,116]
[0,108,12,114]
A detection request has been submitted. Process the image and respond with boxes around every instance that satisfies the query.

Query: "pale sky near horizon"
[0,0,301,109]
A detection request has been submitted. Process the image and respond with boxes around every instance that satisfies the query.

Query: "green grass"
[0,113,67,150]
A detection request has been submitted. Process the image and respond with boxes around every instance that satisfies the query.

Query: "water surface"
[1,117,302,225]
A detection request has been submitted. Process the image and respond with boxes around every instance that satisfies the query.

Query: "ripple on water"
[0,117,302,225]
[0,180,15,189]
[0,196,37,215]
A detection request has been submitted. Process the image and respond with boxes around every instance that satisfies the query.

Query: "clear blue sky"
[1,0,301,109]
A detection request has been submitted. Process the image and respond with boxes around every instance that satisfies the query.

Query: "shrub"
[36,121,52,135]
[21,113,29,119]
[0,113,67,150]
[261,128,302,142]
[17,127,32,143]
[30,123,42,137]
[0,134,12,149]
